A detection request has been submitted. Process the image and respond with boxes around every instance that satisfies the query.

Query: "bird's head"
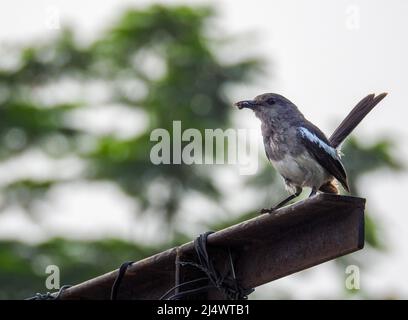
[234,93,293,111]
[234,93,301,122]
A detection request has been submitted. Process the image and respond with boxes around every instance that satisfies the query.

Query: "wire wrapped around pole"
[161,231,254,300]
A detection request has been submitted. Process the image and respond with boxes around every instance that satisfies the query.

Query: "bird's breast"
[271,152,330,188]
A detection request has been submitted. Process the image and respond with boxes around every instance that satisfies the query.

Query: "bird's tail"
[329,93,388,148]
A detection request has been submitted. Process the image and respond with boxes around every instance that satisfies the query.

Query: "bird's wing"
[298,126,349,192]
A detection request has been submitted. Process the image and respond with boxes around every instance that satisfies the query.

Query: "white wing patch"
[298,127,339,159]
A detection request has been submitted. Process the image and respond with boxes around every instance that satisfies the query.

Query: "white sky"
[0,0,407,299]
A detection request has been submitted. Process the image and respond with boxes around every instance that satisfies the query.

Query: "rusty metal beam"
[60,193,365,300]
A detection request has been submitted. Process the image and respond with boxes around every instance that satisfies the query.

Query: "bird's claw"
[260,207,276,214]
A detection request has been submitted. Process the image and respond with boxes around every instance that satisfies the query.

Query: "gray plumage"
[235,92,387,212]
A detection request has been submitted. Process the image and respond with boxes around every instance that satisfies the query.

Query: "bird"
[234,92,387,214]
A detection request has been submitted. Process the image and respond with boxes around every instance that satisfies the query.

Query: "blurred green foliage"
[0,5,260,219]
[0,238,168,299]
[0,5,401,299]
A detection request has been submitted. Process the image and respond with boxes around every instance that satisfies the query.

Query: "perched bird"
[235,92,387,213]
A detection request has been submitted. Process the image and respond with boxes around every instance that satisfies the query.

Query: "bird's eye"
[267,98,276,105]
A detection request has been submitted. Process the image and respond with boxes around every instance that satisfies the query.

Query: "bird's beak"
[234,100,257,109]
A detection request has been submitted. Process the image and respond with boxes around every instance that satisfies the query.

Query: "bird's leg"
[308,187,317,197]
[260,187,302,214]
